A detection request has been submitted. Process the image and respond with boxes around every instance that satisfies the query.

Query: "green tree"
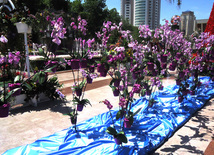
[83,0,108,38]
[70,0,84,18]
[105,8,121,25]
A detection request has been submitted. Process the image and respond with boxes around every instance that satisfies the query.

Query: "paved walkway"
[0,72,213,154]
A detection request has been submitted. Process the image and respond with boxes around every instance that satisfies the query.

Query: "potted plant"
[64,109,78,125]
[123,108,142,128]
[106,127,128,145]
[72,96,91,112]
[72,80,87,97]
[0,89,15,117]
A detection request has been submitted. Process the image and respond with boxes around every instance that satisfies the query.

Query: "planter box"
[30,93,50,107]
[12,93,50,107]
[14,94,27,105]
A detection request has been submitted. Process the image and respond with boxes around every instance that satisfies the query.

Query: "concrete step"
[51,69,112,96]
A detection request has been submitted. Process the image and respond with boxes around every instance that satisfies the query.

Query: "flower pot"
[124,118,132,128]
[79,59,87,68]
[38,93,50,102]
[89,65,95,73]
[114,79,121,87]
[147,62,154,71]
[172,61,177,66]
[161,63,167,69]
[77,104,84,112]
[70,117,77,124]
[169,64,176,71]
[178,96,183,103]
[182,90,189,96]
[160,54,167,63]
[97,63,105,72]
[8,83,22,97]
[15,94,27,105]
[30,96,38,107]
[132,71,140,79]
[176,79,181,85]
[114,137,122,145]
[0,103,10,117]
[178,71,185,78]
[152,70,157,76]
[70,59,80,69]
[190,90,195,95]
[87,77,93,84]
[75,89,82,97]
[15,22,29,33]
[146,90,151,96]
[100,70,108,77]
[113,89,120,97]
[176,52,182,59]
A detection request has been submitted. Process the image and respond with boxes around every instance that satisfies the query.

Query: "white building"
[180,11,197,37]
[121,0,161,29]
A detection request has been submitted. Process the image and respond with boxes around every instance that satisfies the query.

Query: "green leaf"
[106,127,117,135]
[109,85,116,91]
[38,72,46,84]
[109,79,114,86]
[77,79,86,89]
[45,68,53,73]
[23,83,32,91]
[117,133,128,143]
[32,73,39,82]
[14,75,22,83]
[115,71,121,79]
[116,110,122,120]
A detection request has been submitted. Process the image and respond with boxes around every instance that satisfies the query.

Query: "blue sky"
[106,0,214,25]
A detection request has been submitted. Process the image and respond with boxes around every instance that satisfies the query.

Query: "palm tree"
[167,0,181,6]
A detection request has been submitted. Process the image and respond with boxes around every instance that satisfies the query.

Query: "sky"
[106,0,214,25]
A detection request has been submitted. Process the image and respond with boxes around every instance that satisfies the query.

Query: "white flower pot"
[15,94,27,105]
[16,22,31,34]
[0,0,8,3]
[38,93,49,102]
[30,96,38,107]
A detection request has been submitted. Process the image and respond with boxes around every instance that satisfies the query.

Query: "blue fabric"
[3,77,214,155]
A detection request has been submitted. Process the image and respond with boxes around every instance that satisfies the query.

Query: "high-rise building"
[180,11,197,37]
[121,0,134,25]
[121,0,161,29]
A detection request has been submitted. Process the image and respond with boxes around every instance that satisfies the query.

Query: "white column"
[24,32,30,78]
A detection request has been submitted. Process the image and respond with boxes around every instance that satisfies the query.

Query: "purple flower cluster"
[51,17,66,45]
[0,52,21,65]
[102,99,113,110]
[0,35,8,43]
[78,16,87,35]
[56,89,65,99]
[119,97,126,108]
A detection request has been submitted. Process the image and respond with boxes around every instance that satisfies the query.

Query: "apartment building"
[121,0,161,29]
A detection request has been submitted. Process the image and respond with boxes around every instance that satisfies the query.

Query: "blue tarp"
[3,77,214,155]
